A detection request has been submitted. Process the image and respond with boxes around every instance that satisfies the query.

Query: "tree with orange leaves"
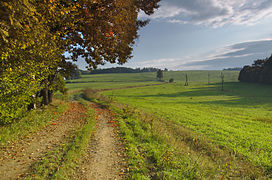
[62,0,160,69]
[0,0,160,123]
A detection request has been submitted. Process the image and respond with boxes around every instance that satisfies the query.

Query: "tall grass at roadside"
[111,105,202,179]
[81,88,113,108]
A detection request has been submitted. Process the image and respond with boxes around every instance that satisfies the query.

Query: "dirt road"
[78,103,126,180]
[0,102,87,179]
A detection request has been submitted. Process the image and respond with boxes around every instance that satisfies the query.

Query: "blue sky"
[77,0,272,70]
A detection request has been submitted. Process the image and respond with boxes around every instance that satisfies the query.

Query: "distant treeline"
[81,67,163,74]
[239,55,272,84]
[223,67,242,71]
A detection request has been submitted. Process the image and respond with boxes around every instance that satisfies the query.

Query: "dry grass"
[254,117,272,123]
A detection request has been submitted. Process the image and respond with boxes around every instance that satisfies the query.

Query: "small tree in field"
[157,69,163,81]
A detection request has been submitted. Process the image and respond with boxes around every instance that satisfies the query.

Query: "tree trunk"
[41,88,49,105]
[27,103,34,110]
[48,90,53,103]
[27,94,37,110]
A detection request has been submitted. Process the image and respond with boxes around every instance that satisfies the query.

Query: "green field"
[66,72,161,90]
[66,70,239,90]
[67,70,272,178]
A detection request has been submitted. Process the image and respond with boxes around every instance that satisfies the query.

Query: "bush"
[169,78,174,83]
[0,70,41,124]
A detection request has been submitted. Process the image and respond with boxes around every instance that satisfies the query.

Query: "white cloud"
[168,19,188,24]
[135,58,180,69]
[179,65,211,70]
[177,39,272,69]
[126,39,272,70]
[138,3,182,19]
[82,39,272,71]
[140,0,272,27]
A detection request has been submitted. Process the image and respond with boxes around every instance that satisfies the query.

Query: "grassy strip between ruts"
[25,99,96,179]
[110,103,265,179]
[0,100,68,147]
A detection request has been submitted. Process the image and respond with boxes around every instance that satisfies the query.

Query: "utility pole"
[208,73,210,85]
[185,74,189,86]
[220,72,224,91]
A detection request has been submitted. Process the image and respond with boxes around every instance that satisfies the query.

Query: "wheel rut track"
[0,102,87,179]
[78,103,126,180]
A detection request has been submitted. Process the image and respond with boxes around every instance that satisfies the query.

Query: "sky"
[77,0,272,70]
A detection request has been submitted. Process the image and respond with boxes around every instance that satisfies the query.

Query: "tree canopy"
[239,55,272,84]
[0,0,160,123]
[156,69,163,81]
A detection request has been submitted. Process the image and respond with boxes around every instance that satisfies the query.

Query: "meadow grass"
[111,106,203,179]
[66,73,162,90]
[111,103,264,179]
[66,70,239,90]
[103,81,272,177]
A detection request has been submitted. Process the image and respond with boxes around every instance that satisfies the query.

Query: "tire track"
[79,103,126,180]
[0,102,87,179]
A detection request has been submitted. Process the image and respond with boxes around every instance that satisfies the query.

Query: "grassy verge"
[111,105,202,179]
[81,88,113,108]
[110,104,265,179]
[26,99,96,179]
[0,100,68,147]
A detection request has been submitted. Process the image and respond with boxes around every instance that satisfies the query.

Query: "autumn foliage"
[0,0,160,124]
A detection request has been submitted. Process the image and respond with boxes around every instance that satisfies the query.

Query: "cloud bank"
[132,40,272,70]
[139,0,272,27]
[179,39,272,70]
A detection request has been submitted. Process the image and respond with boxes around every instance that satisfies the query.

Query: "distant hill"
[80,67,163,74]
[223,67,242,71]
